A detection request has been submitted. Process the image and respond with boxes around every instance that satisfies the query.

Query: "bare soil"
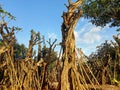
[86,84,120,90]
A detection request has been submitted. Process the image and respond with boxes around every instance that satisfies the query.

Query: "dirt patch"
[86,84,120,90]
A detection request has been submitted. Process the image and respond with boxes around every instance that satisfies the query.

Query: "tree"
[82,0,120,30]
[26,29,40,59]
[14,42,27,59]
[60,0,83,90]
[41,45,57,63]
[82,0,120,85]
[88,39,120,85]
[39,39,58,90]
[95,41,115,60]
[0,38,3,46]
[0,4,16,21]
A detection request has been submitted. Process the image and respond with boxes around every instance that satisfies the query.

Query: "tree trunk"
[60,0,82,90]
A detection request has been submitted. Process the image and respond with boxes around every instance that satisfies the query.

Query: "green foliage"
[89,36,120,84]
[0,5,21,32]
[82,0,120,29]
[14,42,27,59]
[30,29,40,44]
[0,38,3,46]
[89,41,116,63]
[97,41,115,60]
[113,35,120,46]
[41,46,58,63]
[0,5,16,21]
[8,26,22,31]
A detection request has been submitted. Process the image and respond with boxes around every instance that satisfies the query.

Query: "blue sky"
[0,0,118,55]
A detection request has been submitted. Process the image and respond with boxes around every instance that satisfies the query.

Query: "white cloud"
[74,23,105,55]
[74,31,79,39]
[74,27,86,42]
[75,24,102,44]
[83,32,101,44]
[89,26,101,32]
[82,27,102,44]
[80,18,85,22]
[74,22,115,55]
[48,33,57,39]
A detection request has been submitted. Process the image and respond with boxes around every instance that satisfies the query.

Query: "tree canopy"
[0,5,16,21]
[89,41,116,61]
[82,0,120,30]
